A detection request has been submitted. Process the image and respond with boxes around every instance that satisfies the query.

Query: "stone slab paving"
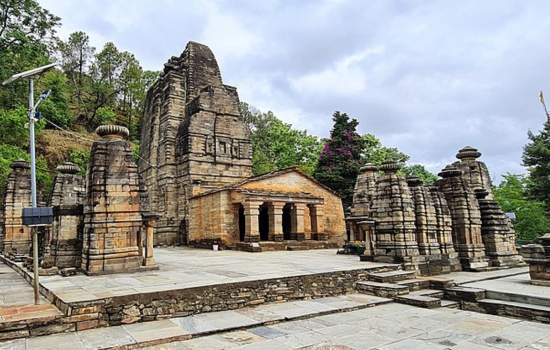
[0,261,62,328]
[434,266,529,285]
[0,293,391,349]
[464,273,550,300]
[30,248,395,305]
[3,293,550,349]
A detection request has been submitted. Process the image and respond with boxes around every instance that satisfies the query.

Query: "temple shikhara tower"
[140,42,346,249]
[140,42,253,245]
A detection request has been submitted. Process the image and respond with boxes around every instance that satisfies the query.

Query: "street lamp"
[2,62,57,305]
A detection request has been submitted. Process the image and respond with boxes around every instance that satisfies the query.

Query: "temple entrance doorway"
[283,203,292,240]
[259,203,269,241]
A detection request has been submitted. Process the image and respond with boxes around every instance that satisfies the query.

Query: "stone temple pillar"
[429,186,461,272]
[268,202,284,242]
[309,204,326,241]
[50,162,85,268]
[370,160,421,270]
[475,189,524,267]
[81,125,150,275]
[2,160,33,255]
[243,201,262,243]
[290,203,306,241]
[438,166,489,271]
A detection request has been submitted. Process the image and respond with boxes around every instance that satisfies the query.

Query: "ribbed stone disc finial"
[57,162,80,174]
[360,163,378,172]
[438,165,461,178]
[406,176,423,187]
[96,125,130,139]
[379,160,401,173]
[456,146,481,160]
[10,159,30,169]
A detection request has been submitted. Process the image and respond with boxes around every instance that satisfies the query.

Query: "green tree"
[313,111,366,209]
[361,133,409,166]
[494,174,550,243]
[401,164,438,185]
[241,102,322,176]
[0,0,60,109]
[523,117,550,207]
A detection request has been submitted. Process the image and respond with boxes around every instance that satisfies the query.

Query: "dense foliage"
[522,118,550,207]
[494,174,550,243]
[313,112,367,209]
[241,103,322,176]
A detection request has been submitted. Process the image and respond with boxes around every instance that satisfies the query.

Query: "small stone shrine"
[49,162,85,268]
[348,146,522,274]
[1,160,41,255]
[369,160,422,270]
[81,125,156,275]
[476,189,523,267]
[521,234,550,286]
[438,165,489,270]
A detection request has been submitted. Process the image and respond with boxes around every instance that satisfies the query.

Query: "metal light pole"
[2,62,57,304]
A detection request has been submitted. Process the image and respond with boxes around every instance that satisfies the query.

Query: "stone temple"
[139,41,346,251]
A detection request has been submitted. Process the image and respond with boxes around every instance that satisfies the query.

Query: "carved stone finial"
[96,125,130,140]
[456,146,482,161]
[360,163,378,172]
[438,165,461,178]
[379,160,401,173]
[406,176,423,187]
[10,159,30,169]
[57,162,80,174]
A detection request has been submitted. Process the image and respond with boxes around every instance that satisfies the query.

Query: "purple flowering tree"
[314,111,366,209]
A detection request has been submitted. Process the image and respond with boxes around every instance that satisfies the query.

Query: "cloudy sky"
[40,0,550,182]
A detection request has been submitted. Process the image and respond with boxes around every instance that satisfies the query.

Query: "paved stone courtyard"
[2,297,550,349]
[1,248,549,349]
[35,248,394,304]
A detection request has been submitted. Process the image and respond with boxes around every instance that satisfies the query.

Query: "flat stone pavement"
[33,248,396,304]
[0,262,62,325]
[464,273,550,300]
[2,295,550,350]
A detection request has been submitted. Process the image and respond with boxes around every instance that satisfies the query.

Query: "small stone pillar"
[2,160,32,255]
[475,189,524,267]
[453,146,494,200]
[268,202,284,241]
[243,201,262,243]
[429,186,461,272]
[50,162,85,268]
[370,160,421,270]
[81,125,148,275]
[142,213,158,267]
[521,234,550,286]
[439,166,489,271]
[290,203,306,241]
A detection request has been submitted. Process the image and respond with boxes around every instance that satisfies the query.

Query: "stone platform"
[0,248,399,339]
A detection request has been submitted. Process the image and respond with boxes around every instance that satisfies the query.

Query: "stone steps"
[394,294,442,309]
[356,281,409,298]
[485,290,550,308]
[395,278,430,291]
[409,289,445,299]
[477,299,550,323]
[367,270,417,283]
